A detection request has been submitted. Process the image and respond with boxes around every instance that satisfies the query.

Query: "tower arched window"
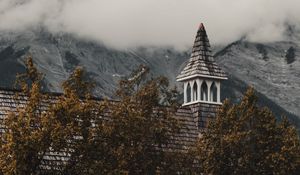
[210,82,218,102]
[193,82,198,101]
[186,83,191,103]
[201,81,208,101]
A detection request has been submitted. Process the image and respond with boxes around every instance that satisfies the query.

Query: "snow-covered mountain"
[0,28,299,128]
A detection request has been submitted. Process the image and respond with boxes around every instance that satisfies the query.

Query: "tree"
[0,56,51,175]
[195,87,300,175]
[48,65,191,174]
[285,46,295,64]
[102,65,187,174]
[45,67,111,174]
[0,59,193,174]
[0,57,106,175]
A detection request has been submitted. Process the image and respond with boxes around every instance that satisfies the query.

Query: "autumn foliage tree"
[1,57,300,175]
[45,67,106,174]
[102,65,186,174]
[195,87,300,175]
[0,57,105,175]
[46,65,187,174]
[0,57,51,174]
[0,59,189,174]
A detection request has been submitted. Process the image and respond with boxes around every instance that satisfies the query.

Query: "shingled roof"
[0,87,220,172]
[177,23,227,81]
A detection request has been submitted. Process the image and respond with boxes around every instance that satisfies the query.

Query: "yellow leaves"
[195,87,300,175]
[0,60,188,174]
[98,68,187,174]
[0,56,54,174]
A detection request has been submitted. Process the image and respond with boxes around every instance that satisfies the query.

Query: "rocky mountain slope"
[0,28,299,128]
[216,39,300,117]
[0,29,189,97]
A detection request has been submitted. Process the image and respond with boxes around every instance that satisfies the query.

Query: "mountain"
[0,28,299,128]
[0,29,190,97]
[216,37,300,116]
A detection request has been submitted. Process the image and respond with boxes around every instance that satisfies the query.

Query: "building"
[0,23,227,171]
[177,23,227,105]
[176,23,227,130]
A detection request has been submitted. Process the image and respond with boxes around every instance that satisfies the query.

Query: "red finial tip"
[199,23,205,30]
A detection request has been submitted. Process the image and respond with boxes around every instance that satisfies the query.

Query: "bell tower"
[177,23,227,106]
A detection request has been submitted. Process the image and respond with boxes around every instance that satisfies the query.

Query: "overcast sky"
[0,0,299,50]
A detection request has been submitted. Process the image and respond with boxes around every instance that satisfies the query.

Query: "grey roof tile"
[177,23,227,80]
[0,85,220,170]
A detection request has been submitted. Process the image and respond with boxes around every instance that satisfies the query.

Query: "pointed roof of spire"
[199,22,205,30]
[177,23,227,81]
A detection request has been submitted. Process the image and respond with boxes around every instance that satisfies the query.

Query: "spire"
[199,23,205,30]
[191,23,211,61]
[177,23,227,81]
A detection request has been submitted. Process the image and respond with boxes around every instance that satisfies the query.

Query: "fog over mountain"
[0,0,300,49]
[0,1,299,128]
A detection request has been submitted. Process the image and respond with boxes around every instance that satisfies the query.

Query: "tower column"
[190,81,194,102]
[216,81,221,103]
[207,80,212,102]
[197,79,202,102]
[183,82,187,104]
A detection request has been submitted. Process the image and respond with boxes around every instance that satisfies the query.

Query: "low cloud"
[0,0,299,50]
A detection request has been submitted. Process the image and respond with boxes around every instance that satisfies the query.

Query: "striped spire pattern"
[177,23,227,81]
